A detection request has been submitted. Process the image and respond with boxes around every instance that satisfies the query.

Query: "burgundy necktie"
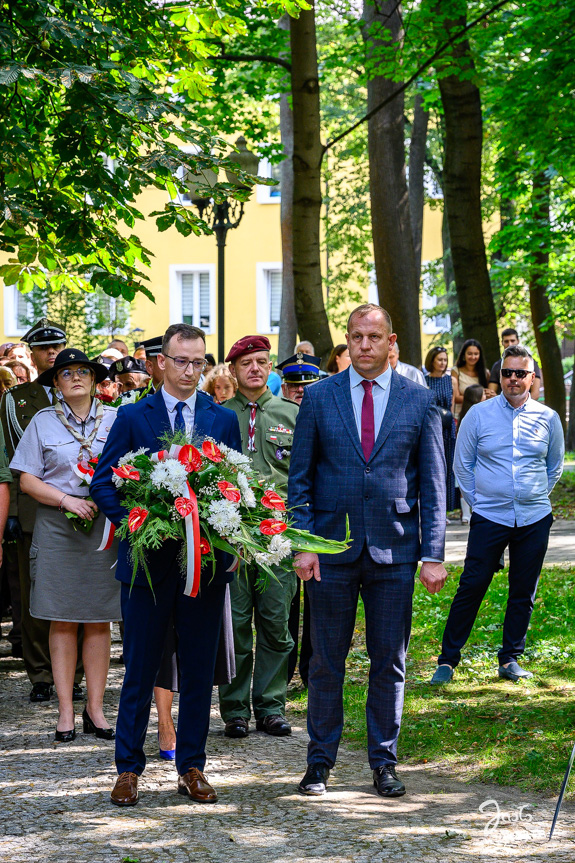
[361,380,375,461]
[247,402,258,452]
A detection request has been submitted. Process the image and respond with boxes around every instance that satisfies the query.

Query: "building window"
[85,291,131,335]
[422,265,450,334]
[256,263,282,334]
[3,285,42,336]
[169,265,215,333]
[256,158,282,205]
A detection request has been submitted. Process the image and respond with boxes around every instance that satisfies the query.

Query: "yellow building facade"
[0,161,447,359]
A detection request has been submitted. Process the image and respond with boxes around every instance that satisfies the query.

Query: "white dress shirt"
[395,360,426,388]
[161,388,197,437]
[349,364,393,442]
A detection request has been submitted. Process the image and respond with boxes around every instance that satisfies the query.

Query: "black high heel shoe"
[82,708,115,740]
[55,728,76,743]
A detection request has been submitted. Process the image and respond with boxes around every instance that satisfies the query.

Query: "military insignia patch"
[18,399,26,407]
[275,447,284,460]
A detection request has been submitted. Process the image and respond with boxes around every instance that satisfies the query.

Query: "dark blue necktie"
[174,401,187,434]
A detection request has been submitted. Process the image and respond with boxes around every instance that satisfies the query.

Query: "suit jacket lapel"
[194,393,216,439]
[369,369,406,461]
[144,389,172,442]
[333,369,365,462]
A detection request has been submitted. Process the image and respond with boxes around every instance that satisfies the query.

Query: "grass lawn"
[551,469,575,518]
[288,564,575,796]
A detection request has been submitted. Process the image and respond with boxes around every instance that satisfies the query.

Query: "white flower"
[120,390,139,405]
[254,534,292,568]
[118,447,149,467]
[206,499,242,535]
[269,534,292,558]
[237,471,256,508]
[225,449,252,469]
[111,473,125,489]
[150,459,188,497]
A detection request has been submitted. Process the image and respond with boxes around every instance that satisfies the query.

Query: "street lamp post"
[188,137,259,362]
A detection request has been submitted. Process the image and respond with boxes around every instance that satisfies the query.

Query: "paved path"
[445,519,575,567]
[1,629,575,863]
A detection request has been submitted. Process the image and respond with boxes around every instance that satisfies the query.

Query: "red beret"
[225,335,271,363]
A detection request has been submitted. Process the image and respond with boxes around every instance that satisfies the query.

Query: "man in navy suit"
[91,323,241,807]
[288,304,447,798]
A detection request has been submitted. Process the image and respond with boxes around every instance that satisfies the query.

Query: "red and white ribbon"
[181,481,201,597]
[97,518,116,551]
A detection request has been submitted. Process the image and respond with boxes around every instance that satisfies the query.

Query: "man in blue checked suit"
[288,304,447,798]
[91,323,241,808]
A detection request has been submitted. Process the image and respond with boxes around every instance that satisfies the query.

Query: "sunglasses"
[501,368,532,379]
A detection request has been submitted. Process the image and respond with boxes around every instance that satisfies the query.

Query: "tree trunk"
[567,373,575,450]
[277,17,297,361]
[361,0,421,367]
[436,7,499,368]
[529,172,566,427]
[442,205,464,358]
[409,92,429,283]
[290,3,333,364]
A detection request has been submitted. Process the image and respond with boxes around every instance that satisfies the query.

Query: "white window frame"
[256,158,281,205]
[169,264,216,334]
[256,263,282,334]
[4,285,34,337]
[368,262,379,304]
[422,264,450,334]
[85,292,131,336]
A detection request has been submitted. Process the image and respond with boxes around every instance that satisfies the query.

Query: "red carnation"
[259,518,288,536]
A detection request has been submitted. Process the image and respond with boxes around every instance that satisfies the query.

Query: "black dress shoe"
[224,718,249,739]
[373,764,406,798]
[72,683,84,701]
[30,682,52,703]
[82,708,116,740]
[298,763,330,796]
[55,728,76,743]
[255,715,291,736]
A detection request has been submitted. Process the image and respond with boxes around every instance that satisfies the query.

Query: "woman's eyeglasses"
[501,368,531,379]
[58,367,92,381]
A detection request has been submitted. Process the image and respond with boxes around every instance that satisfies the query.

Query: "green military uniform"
[0,320,83,692]
[218,387,299,724]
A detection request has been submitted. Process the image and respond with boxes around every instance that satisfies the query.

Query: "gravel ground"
[1,623,574,863]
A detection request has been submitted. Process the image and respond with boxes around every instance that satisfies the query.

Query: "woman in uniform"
[10,349,120,742]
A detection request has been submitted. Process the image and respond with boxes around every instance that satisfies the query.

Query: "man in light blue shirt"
[431,345,564,685]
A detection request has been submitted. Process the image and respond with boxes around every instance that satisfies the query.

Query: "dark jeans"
[438,512,553,668]
[306,549,416,769]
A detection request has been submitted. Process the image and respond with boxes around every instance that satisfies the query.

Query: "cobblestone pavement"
[445,519,575,567]
[1,627,574,863]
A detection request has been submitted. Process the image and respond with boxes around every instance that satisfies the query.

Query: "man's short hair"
[295,340,315,354]
[347,303,392,333]
[502,344,534,369]
[501,327,519,340]
[162,324,206,354]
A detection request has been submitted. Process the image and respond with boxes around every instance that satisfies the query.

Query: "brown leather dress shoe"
[177,768,218,803]
[110,772,139,806]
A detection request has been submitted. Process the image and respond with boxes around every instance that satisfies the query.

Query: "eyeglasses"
[58,367,92,381]
[501,368,532,379]
[163,353,206,372]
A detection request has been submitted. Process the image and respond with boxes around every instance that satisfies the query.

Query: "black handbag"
[437,406,453,430]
